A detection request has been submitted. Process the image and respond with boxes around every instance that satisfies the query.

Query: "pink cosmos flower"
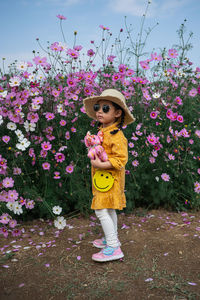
[0,191,9,202]
[9,219,17,228]
[150,111,158,119]
[161,173,170,182]
[107,55,116,62]
[26,200,35,209]
[65,131,70,140]
[19,197,26,206]
[180,128,190,137]
[27,112,39,123]
[67,49,79,59]
[177,115,184,123]
[112,73,120,81]
[147,134,158,145]
[118,64,126,74]
[132,160,139,167]
[67,77,77,87]
[0,227,8,238]
[168,49,178,58]
[87,49,95,57]
[168,154,175,160]
[66,165,74,174]
[54,172,61,179]
[131,151,138,157]
[99,25,109,31]
[33,56,48,66]
[166,109,173,120]
[52,89,61,97]
[74,45,83,51]
[195,130,200,138]
[40,150,48,158]
[45,112,55,121]
[71,127,76,133]
[57,14,66,20]
[189,88,197,97]
[151,52,162,61]
[12,229,22,237]
[8,190,19,202]
[129,142,134,148]
[2,177,14,188]
[0,213,10,224]
[2,136,10,143]
[41,141,52,151]
[55,152,65,163]
[149,157,155,164]
[126,69,135,77]
[189,139,194,144]
[139,61,150,70]
[175,96,183,105]
[42,162,51,170]
[60,120,66,126]
[13,167,22,175]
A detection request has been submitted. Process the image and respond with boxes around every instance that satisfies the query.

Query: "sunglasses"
[93,103,111,113]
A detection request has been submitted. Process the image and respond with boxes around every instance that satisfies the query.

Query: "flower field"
[0,13,200,237]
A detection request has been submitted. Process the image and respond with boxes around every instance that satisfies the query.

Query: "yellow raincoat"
[91,122,128,210]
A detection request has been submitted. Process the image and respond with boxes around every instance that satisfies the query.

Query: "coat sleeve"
[108,132,128,170]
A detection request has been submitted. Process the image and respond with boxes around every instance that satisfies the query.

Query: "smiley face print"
[93,170,114,192]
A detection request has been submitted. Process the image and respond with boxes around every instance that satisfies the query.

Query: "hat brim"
[83,95,135,125]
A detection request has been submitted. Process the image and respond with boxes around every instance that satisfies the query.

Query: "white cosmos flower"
[7,122,17,131]
[9,76,22,87]
[152,92,161,99]
[24,120,36,132]
[176,70,185,78]
[161,99,167,106]
[15,129,24,141]
[16,138,30,151]
[13,201,23,215]
[58,42,67,51]
[0,90,8,98]
[0,115,3,125]
[31,103,40,110]
[52,206,62,215]
[54,216,66,230]
[6,201,15,212]
[36,74,44,80]
[16,61,28,71]
[19,112,25,119]
[57,104,64,113]
[28,74,36,82]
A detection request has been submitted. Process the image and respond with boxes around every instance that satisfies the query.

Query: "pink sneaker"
[93,237,107,248]
[92,246,124,262]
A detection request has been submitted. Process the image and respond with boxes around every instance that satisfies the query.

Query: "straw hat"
[83,89,135,125]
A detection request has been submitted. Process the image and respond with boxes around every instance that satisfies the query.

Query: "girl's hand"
[90,155,103,168]
[90,155,113,169]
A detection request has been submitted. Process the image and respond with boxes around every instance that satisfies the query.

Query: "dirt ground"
[0,209,200,300]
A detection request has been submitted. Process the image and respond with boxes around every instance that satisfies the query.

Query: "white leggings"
[95,209,120,248]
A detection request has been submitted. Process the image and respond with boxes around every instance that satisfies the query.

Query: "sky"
[0,0,200,71]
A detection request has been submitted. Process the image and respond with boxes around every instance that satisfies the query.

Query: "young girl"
[83,89,135,262]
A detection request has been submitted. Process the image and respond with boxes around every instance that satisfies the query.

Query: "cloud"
[40,0,83,6]
[108,0,191,18]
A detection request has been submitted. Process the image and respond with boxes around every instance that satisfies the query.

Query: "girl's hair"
[97,102,125,135]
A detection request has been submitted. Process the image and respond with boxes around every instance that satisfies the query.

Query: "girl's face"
[94,100,122,128]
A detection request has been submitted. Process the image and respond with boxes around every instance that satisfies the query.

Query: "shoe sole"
[92,242,106,249]
[92,253,124,262]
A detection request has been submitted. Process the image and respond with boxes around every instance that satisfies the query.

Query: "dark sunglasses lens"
[102,105,110,113]
[93,104,100,112]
